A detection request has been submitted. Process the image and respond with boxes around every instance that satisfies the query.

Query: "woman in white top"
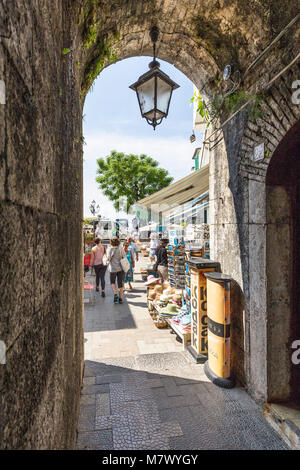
[149,232,159,263]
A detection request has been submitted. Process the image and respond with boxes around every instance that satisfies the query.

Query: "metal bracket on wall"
[202,13,300,148]
[203,51,300,147]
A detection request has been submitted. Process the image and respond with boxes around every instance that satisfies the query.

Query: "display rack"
[166,318,191,351]
[167,245,186,289]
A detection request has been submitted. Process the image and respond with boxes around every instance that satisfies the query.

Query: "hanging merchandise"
[185,223,210,259]
[167,243,186,289]
[184,262,191,315]
[168,227,185,246]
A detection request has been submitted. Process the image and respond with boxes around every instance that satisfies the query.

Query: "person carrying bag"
[123,241,134,290]
[90,238,107,297]
[106,236,127,304]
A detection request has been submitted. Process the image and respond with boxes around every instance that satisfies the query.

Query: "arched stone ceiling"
[75,0,300,97]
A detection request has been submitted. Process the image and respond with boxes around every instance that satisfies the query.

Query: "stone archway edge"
[203,51,300,147]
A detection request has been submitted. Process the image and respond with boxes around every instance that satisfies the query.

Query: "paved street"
[77,264,289,450]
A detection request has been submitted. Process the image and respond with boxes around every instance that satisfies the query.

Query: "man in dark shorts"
[106,236,125,304]
[154,238,169,281]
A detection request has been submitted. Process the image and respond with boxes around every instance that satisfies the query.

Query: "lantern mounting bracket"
[149,26,160,67]
[129,25,179,130]
[149,26,159,45]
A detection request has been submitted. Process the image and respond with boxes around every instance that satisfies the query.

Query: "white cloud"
[83,130,202,217]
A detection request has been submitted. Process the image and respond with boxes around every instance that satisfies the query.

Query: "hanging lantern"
[129,26,180,130]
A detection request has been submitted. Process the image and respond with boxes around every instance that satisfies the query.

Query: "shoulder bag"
[102,246,108,266]
[120,248,130,273]
[106,247,116,272]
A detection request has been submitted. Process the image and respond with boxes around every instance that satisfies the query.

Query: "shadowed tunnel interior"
[266,120,300,405]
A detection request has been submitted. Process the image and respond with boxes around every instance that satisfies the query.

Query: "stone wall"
[210,61,300,402]
[266,186,291,401]
[209,110,249,386]
[0,1,84,449]
[0,0,299,448]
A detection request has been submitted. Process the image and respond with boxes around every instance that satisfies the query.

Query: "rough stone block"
[78,405,96,432]
[95,393,111,417]
[249,179,266,224]
[77,430,113,450]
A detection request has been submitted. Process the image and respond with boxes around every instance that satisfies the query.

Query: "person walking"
[90,238,107,297]
[126,236,139,262]
[126,236,139,283]
[123,241,134,290]
[154,238,169,281]
[107,236,125,304]
[149,232,159,263]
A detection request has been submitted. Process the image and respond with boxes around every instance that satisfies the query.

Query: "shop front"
[137,165,219,354]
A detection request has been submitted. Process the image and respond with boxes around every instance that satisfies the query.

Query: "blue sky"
[83,56,202,218]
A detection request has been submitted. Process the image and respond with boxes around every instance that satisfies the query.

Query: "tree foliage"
[96,151,173,212]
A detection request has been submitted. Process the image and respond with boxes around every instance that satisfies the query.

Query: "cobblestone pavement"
[77,263,289,450]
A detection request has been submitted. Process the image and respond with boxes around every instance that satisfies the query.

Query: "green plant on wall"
[248,92,265,121]
[191,88,264,126]
[191,91,224,127]
[81,32,119,96]
[191,91,210,126]
[83,18,100,49]
[223,90,264,120]
[78,1,120,96]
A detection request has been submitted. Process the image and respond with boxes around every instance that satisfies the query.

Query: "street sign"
[253,142,265,162]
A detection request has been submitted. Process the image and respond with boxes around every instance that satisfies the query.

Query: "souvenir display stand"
[166,317,191,351]
[184,223,210,259]
[141,228,220,353]
[145,277,169,329]
[186,258,220,363]
[167,245,186,289]
[144,272,189,333]
[141,263,158,282]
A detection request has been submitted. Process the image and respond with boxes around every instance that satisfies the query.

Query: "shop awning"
[137,165,209,210]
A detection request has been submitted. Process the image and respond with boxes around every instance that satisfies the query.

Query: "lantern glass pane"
[156,77,172,114]
[144,109,164,120]
[137,77,155,115]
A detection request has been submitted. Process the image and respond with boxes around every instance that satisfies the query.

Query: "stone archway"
[76,0,300,100]
[266,120,300,405]
[1,0,300,449]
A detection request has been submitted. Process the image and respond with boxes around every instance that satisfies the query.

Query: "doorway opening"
[266,120,300,407]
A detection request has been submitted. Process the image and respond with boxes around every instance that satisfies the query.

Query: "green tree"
[96,151,173,211]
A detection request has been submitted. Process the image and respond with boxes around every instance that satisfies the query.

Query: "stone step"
[264,403,300,449]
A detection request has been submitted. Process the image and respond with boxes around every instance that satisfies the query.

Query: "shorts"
[110,270,124,288]
[149,248,156,258]
[157,265,169,281]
